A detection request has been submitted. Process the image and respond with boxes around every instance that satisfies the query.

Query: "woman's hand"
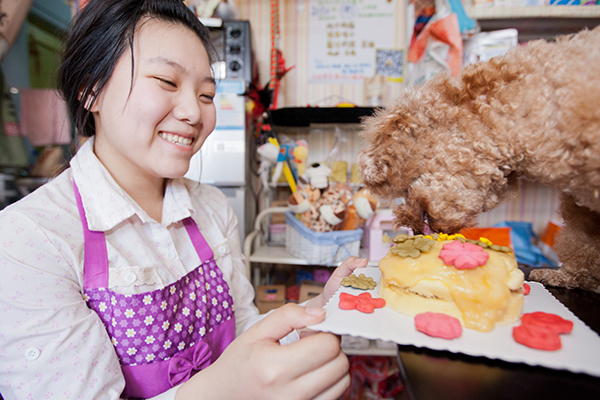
[305,256,369,309]
[176,304,350,400]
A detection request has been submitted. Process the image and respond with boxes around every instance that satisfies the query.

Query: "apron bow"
[168,341,213,387]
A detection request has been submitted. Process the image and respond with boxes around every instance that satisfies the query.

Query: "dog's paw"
[529,268,569,288]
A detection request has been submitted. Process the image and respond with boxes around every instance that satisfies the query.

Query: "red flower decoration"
[339,292,385,313]
[439,240,489,270]
[512,312,573,351]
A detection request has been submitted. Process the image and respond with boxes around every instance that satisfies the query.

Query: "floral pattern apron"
[75,182,236,399]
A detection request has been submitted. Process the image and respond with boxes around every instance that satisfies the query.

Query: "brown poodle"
[357,27,600,292]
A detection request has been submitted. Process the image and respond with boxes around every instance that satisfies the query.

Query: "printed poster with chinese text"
[308,0,396,83]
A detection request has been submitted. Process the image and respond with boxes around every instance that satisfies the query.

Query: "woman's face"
[91,19,216,187]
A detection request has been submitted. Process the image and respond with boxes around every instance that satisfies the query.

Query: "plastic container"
[363,210,411,262]
[268,223,286,245]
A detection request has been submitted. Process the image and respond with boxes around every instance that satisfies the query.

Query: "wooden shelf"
[465,5,600,19]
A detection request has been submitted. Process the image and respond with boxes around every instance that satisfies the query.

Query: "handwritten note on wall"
[308,0,396,83]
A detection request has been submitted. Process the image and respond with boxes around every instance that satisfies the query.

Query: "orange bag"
[459,227,512,248]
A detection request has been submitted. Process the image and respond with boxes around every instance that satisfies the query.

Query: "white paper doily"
[308,267,600,377]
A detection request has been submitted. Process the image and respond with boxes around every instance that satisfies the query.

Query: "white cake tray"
[308,267,600,377]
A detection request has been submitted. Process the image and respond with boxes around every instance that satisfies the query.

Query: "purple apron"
[74,182,236,399]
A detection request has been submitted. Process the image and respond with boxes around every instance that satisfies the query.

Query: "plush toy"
[315,186,347,232]
[288,183,347,233]
[271,140,297,191]
[257,141,279,191]
[357,27,600,291]
[287,183,380,233]
[292,140,309,177]
[288,185,321,227]
[342,188,381,231]
[258,139,307,193]
[303,162,332,190]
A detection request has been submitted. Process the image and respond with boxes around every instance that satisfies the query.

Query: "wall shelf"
[247,244,380,267]
[464,5,600,41]
[243,207,381,279]
[465,5,600,19]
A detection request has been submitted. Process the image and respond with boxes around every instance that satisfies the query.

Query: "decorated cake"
[378,233,525,333]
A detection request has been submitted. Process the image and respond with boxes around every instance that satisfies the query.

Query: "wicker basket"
[285,212,363,266]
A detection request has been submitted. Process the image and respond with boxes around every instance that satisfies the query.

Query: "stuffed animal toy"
[288,185,322,227]
[315,186,347,232]
[292,140,309,177]
[257,141,279,190]
[288,183,347,232]
[342,188,381,231]
[303,162,332,190]
[357,27,600,292]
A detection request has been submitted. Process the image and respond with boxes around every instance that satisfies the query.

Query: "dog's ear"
[357,151,389,187]
[460,57,522,101]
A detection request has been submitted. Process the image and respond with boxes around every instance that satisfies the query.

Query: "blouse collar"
[70,137,195,231]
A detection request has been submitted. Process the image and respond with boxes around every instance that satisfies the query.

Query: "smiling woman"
[88,19,217,219]
[0,1,361,399]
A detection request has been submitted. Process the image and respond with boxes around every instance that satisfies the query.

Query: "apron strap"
[73,181,109,289]
[183,218,214,262]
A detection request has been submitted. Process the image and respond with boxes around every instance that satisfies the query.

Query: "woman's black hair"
[58,0,215,138]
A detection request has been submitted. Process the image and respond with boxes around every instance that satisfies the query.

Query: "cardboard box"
[270,200,289,224]
[298,281,324,303]
[256,285,286,314]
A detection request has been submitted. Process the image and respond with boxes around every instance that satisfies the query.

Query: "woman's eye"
[155,77,176,88]
[200,94,215,102]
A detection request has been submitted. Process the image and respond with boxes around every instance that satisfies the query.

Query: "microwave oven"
[202,19,252,83]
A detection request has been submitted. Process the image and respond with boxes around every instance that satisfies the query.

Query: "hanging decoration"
[267,0,293,110]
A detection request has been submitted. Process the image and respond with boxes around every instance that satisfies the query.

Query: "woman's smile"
[159,131,194,147]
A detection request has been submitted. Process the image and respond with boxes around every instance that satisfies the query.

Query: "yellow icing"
[480,237,493,246]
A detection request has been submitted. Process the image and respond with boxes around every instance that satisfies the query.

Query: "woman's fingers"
[247,303,326,343]
[311,373,351,400]
[282,331,343,375]
[181,304,351,400]
[290,346,350,400]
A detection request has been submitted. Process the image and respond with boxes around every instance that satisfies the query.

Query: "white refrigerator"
[185,79,256,243]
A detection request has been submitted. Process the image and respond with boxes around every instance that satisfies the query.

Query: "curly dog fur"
[358,27,600,291]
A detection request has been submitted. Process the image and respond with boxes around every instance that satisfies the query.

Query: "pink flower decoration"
[439,240,489,270]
